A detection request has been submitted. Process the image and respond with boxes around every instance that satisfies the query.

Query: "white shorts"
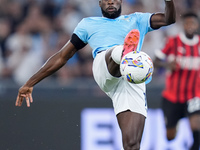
[92,50,148,117]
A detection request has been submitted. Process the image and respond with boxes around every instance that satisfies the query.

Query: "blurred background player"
[154,12,200,150]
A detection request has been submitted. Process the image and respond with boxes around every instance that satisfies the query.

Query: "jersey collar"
[179,32,199,46]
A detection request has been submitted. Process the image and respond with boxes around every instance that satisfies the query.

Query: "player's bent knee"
[166,132,176,141]
[111,45,123,64]
[122,134,141,150]
[166,127,176,140]
[123,141,140,150]
[167,136,176,141]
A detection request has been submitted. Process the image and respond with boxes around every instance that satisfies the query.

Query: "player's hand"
[15,86,33,107]
[167,60,178,71]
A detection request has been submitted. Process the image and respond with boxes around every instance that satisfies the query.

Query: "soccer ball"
[120,51,154,84]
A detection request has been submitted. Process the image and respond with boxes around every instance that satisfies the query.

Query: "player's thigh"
[92,50,121,93]
[189,113,200,130]
[117,110,145,142]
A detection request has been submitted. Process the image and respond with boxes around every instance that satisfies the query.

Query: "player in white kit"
[15,0,176,149]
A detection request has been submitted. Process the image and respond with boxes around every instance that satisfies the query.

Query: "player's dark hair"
[182,12,198,19]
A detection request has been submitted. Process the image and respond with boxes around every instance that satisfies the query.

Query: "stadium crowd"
[0,0,199,86]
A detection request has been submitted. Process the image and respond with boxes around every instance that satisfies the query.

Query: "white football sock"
[111,45,123,64]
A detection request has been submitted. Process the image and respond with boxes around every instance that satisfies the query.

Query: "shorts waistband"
[97,50,106,54]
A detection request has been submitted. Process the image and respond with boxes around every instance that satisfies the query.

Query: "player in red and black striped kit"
[154,12,200,150]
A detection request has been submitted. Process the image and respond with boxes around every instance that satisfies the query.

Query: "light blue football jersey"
[73,12,154,58]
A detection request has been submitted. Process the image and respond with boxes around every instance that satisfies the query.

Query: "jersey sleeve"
[155,37,174,60]
[73,18,88,44]
[134,12,154,33]
[70,34,87,50]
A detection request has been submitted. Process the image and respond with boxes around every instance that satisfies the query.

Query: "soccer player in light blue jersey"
[15,0,176,149]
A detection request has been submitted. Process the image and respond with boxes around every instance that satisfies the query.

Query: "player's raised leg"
[105,29,145,150]
[105,29,140,77]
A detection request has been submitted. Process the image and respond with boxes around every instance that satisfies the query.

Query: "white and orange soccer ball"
[120,51,154,84]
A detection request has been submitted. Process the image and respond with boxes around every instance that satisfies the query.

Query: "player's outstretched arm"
[15,41,77,107]
[150,0,176,29]
[154,57,177,71]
